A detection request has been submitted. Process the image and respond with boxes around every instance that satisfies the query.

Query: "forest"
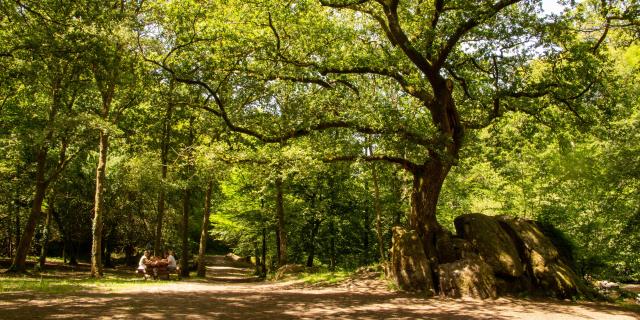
[1,0,640,314]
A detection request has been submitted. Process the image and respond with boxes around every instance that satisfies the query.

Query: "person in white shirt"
[166,250,177,272]
[138,250,150,271]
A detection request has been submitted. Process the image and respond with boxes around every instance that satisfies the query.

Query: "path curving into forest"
[0,255,638,320]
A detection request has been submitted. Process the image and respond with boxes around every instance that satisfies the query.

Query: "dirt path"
[1,256,638,320]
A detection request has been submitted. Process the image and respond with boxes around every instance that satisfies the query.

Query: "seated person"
[137,250,151,273]
[166,250,177,272]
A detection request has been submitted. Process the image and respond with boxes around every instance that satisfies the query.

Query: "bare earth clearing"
[1,256,638,320]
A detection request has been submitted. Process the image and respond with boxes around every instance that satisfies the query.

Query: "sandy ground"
[1,257,639,320]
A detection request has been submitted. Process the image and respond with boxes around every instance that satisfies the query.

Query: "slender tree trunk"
[38,204,53,270]
[254,241,261,275]
[363,205,370,265]
[12,185,20,258]
[180,117,195,278]
[305,220,320,267]
[9,148,48,272]
[261,227,267,276]
[91,130,109,277]
[275,177,287,265]
[372,162,386,263]
[154,100,172,256]
[154,189,166,256]
[329,218,336,271]
[197,180,214,277]
[275,226,281,266]
[51,209,70,265]
[180,187,191,277]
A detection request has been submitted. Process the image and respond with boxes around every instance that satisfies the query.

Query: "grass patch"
[296,270,351,285]
[0,275,172,294]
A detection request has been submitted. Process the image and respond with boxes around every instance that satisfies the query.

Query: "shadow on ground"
[1,255,638,320]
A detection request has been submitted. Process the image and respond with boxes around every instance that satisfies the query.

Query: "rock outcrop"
[454,213,524,278]
[438,257,497,299]
[390,214,588,299]
[497,216,587,298]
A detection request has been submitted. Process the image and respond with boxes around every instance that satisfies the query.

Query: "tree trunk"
[372,162,386,263]
[38,204,53,270]
[275,177,287,265]
[261,227,267,276]
[390,78,463,293]
[329,218,336,271]
[254,241,261,275]
[180,187,191,277]
[154,188,166,256]
[197,180,214,277]
[12,186,20,258]
[91,129,109,277]
[154,100,172,256]
[8,148,48,272]
[305,220,320,267]
[363,205,370,265]
[180,117,195,278]
[275,226,281,266]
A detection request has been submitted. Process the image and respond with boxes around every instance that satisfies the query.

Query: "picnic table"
[137,259,180,280]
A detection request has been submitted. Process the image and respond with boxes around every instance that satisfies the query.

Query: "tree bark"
[275,176,287,265]
[180,187,191,277]
[91,129,109,277]
[372,162,386,263]
[197,180,214,277]
[38,203,53,270]
[154,98,173,256]
[8,148,48,272]
[363,205,370,265]
[12,185,20,258]
[305,219,320,267]
[329,218,336,271]
[180,117,195,278]
[261,227,267,276]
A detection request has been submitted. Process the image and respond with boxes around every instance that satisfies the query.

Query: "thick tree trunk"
[275,177,287,265]
[180,187,191,277]
[197,180,214,277]
[38,204,53,270]
[91,130,109,277]
[8,148,48,272]
[392,79,463,293]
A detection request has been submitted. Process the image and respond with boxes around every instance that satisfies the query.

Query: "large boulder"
[390,226,434,295]
[497,216,587,298]
[454,214,524,278]
[438,257,497,299]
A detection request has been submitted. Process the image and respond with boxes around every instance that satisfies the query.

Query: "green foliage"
[0,0,638,284]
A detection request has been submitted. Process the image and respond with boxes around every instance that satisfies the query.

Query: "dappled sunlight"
[2,255,638,320]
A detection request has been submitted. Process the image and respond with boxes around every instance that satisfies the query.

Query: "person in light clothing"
[166,250,177,272]
[138,250,150,271]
